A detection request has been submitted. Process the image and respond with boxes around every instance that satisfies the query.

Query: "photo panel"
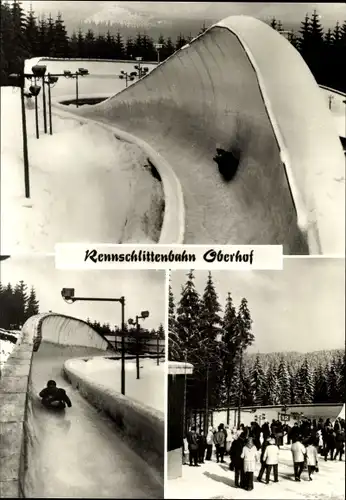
[167,258,345,499]
[1,2,345,256]
[0,256,165,499]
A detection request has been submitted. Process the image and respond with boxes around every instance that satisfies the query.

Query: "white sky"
[171,258,345,354]
[25,2,346,28]
[0,257,165,329]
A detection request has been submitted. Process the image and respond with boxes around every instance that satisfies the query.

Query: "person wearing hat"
[263,437,280,483]
[241,437,258,491]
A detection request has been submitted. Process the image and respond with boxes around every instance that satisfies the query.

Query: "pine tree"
[45,14,55,56]
[336,354,345,401]
[297,357,314,403]
[265,362,281,404]
[163,37,174,60]
[289,363,298,404]
[37,16,47,56]
[200,272,222,408]
[327,359,340,403]
[278,357,291,405]
[84,29,96,58]
[24,3,39,56]
[237,298,254,349]
[168,279,182,361]
[77,28,85,58]
[114,32,125,59]
[251,355,266,405]
[10,0,28,72]
[25,286,39,319]
[53,12,69,58]
[157,323,165,340]
[221,292,238,409]
[69,31,79,58]
[313,363,328,403]
[298,13,311,57]
[270,18,278,30]
[125,36,134,59]
[13,281,28,328]
[175,33,187,50]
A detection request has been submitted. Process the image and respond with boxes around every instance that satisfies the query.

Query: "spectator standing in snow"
[263,437,279,484]
[291,436,306,481]
[325,428,337,461]
[230,432,246,488]
[198,429,207,463]
[186,426,199,467]
[306,438,319,481]
[225,425,232,455]
[241,437,258,491]
[257,436,271,483]
[214,424,227,463]
[205,426,214,461]
[334,429,345,461]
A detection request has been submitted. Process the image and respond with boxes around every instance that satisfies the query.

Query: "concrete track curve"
[21,314,162,498]
[72,16,344,254]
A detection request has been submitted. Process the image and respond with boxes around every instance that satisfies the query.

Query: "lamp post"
[128,311,149,380]
[118,70,136,88]
[134,57,149,80]
[63,68,89,108]
[45,74,59,135]
[237,346,243,429]
[61,288,126,395]
[31,65,46,139]
[154,43,163,64]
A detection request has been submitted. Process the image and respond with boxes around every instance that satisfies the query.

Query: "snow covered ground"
[68,356,164,413]
[0,327,23,372]
[320,87,346,139]
[1,86,164,253]
[26,59,157,100]
[166,445,345,499]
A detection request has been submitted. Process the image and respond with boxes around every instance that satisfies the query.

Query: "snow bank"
[0,334,36,497]
[63,358,164,479]
[1,87,164,253]
[0,328,23,373]
[68,356,164,413]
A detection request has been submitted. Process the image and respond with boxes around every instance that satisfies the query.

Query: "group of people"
[184,416,345,492]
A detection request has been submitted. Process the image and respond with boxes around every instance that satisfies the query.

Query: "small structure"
[167,361,193,480]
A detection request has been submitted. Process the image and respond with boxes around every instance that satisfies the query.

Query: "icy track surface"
[24,342,162,498]
[1,87,164,253]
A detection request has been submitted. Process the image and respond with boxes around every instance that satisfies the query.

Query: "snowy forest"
[1,1,346,92]
[0,280,39,330]
[168,271,345,413]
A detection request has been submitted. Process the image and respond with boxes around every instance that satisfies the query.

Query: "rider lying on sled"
[39,380,72,409]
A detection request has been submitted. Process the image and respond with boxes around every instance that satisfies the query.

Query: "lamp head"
[61,288,75,302]
[29,84,41,96]
[64,70,72,77]
[140,310,149,319]
[48,75,58,84]
[128,318,134,325]
[32,64,47,77]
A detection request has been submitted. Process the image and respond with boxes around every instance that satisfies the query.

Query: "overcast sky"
[171,258,345,354]
[1,257,165,329]
[26,2,345,29]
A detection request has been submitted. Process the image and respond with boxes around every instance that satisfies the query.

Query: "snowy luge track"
[24,342,162,499]
[71,16,344,255]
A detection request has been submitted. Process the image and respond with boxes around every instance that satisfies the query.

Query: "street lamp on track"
[61,288,126,395]
[128,310,150,380]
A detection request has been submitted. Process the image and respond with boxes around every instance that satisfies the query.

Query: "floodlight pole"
[42,76,47,133]
[20,83,30,198]
[75,73,79,108]
[136,316,140,380]
[34,77,39,139]
[47,76,53,135]
[64,294,126,395]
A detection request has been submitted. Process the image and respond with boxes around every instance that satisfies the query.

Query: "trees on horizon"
[169,270,345,413]
[1,2,345,92]
[0,280,39,329]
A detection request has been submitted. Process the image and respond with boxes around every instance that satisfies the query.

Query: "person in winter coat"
[306,439,318,481]
[225,425,232,454]
[205,427,214,461]
[186,426,199,466]
[263,438,280,484]
[241,437,258,491]
[214,424,227,463]
[39,380,72,409]
[334,429,345,461]
[257,436,271,482]
[325,428,337,461]
[262,422,270,442]
[291,437,306,481]
[230,433,245,488]
[198,430,207,463]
